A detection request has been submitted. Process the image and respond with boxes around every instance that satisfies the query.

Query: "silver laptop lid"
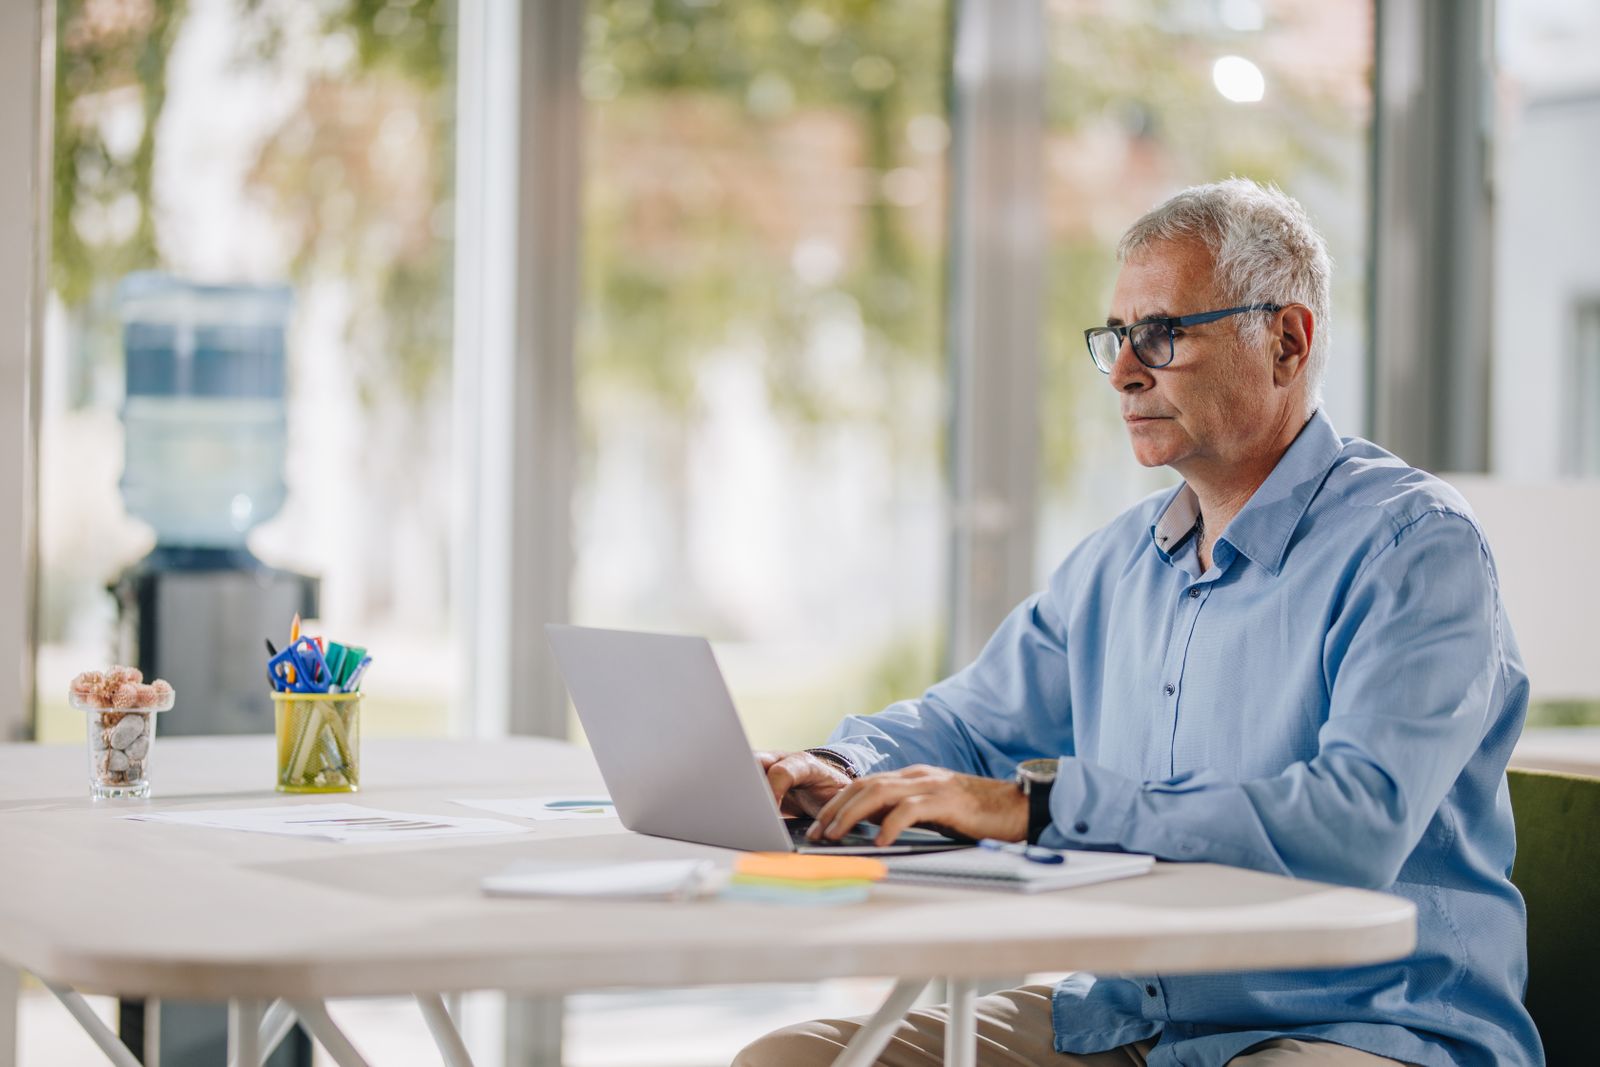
[544,624,794,852]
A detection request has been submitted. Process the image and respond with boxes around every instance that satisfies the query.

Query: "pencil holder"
[273,692,361,793]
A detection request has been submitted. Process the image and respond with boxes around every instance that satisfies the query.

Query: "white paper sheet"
[482,859,716,899]
[123,803,530,843]
[451,796,617,821]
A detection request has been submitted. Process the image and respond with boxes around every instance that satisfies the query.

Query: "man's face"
[1105,239,1287,474]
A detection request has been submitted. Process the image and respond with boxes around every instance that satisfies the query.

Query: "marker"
[343,656,373,692]
[978,838,1065,864]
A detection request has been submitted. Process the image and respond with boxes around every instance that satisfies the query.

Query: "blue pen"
[342,655,373,692]
[978,838,1065,864]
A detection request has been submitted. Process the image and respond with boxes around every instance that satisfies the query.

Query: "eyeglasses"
[1084,303,1283,373]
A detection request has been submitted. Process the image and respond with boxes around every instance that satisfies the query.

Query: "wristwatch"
[1016,758,1058,845]
[805,747,858,780]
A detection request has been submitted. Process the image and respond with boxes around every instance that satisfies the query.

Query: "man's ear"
[1272,304,1314,387]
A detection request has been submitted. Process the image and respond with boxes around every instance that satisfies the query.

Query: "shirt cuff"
[1037,756,1140,850]
[814,740,893,777]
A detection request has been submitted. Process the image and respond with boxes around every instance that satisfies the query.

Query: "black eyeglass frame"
[1084,303,1284,373]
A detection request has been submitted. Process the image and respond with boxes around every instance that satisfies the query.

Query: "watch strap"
[805,747,858,780]
[1025,777,1054,845]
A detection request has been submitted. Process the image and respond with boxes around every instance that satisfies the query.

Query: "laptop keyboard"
[785,818,884,849]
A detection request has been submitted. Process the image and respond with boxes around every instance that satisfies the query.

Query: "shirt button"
[1188,587,1201,598]
[1145,984,1158,997]
[1164,683,1175,696]
[1073,820,1088,834]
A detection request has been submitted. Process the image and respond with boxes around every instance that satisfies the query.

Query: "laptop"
[545,624,968,855]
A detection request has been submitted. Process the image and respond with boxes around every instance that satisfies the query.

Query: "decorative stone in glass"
[71,691,174,799]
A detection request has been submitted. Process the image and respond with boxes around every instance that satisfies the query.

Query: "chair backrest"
[1507,767,1600,1065]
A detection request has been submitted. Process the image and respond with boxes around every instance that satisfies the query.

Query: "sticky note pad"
[734,853,887,882]
[729,874,875,891]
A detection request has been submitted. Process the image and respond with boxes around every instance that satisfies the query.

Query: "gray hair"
[1117,178,1332,412]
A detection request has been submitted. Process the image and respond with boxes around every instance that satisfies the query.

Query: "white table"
[0,737,1417,1067]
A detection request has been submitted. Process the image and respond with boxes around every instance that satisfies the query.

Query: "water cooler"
[108,272,315,1065]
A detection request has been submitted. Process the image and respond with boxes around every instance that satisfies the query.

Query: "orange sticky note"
[735,853,888,882]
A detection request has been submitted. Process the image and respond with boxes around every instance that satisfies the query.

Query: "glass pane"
[1038,0,1373,577]
[1491,0,1600,727]
[1493,0,1600,479]
[575,0,953,753]
[37,0,459,742]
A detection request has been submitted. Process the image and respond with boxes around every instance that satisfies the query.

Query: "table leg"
[0,963,17,1067]
[229,999,266,1067]
[944,978,977,1067]
[830,978,930,1067]
[257,999,299,1064]
[42,982,142,1067]
[417,993,477,1067]
[226,1000,297,1067]
[287,999,374,1067]
[505,994,562,1067]
[142,998,160,1067]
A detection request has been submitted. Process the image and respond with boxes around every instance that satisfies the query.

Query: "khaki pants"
[733,985,1408,1066]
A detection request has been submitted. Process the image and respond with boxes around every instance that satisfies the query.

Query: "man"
[737,179,1541,1066]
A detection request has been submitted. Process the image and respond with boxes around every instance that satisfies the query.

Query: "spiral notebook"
[884,848,1155,893]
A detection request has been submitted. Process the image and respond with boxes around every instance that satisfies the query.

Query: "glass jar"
[72,691,174,799]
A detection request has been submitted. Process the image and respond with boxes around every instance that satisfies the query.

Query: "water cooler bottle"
[109,272,315,1065]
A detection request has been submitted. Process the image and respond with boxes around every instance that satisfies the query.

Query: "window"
[1494,0,1600,478]
[1568,300,1600,477]
[1036,0,1373,574]
[37,0,460,741]
[575,0,953,751]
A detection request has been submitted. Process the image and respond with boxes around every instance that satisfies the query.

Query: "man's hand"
[806,764,1028,846]
[756,750,853,818]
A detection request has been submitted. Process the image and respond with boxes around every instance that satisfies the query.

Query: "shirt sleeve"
[823,582,1077,781]
[1038,510,1506,890]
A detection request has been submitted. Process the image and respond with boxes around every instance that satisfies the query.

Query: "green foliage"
[51,0,188,306]
[237,0,456,412]
[582,0,951,425]
[50,0,456,414]
[1527,701,1600,728]
[857,626,943,716]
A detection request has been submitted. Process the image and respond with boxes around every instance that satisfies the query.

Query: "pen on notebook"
[978,838,1065,864]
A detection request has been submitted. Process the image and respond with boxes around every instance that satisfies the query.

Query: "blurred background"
[4,0,1598,1063]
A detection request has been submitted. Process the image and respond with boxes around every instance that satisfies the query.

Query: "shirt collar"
[1148,410,1344,576]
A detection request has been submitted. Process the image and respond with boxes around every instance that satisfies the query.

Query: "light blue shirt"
[825,412,1541,1066]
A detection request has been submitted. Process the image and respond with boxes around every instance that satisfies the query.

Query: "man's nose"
[1107,335,1152,393]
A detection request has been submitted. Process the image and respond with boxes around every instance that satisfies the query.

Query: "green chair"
[1507,768,1600,1065]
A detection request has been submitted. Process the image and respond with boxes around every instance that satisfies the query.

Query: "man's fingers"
[765,758,800,809]
[811,773,899,837]
[808,776,878,837]
[815,776,918,840]
[875,793,937,846]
